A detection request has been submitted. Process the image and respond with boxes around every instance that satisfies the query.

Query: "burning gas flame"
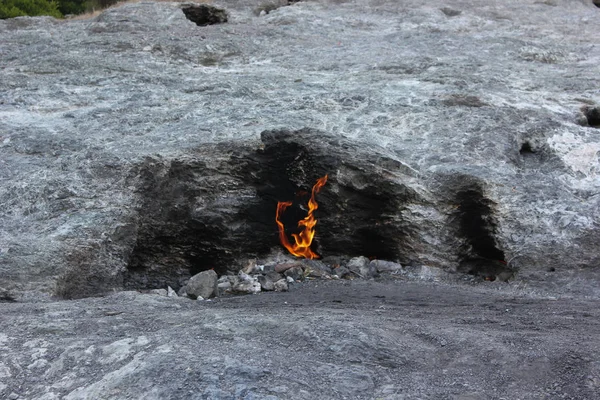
[276,175,328,259]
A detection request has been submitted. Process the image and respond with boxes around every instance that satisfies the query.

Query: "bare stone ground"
[1,276,599,399]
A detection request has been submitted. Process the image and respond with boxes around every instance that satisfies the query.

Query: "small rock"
[265,271,284,282]
[347,256,370,274]
[274,262,303,273]
[167,286,178,297]
[285,276,295,284]
[359,263,378,279]
[301,259,332,274]
[333,266,351,279]
[148,289,167,296]
[238,271,254,283]
[185,269,218,299]
[284,266,304,281]
[257,275,275,291]
[217,281,232,295]
[370,260,402,273]
[196,296,205,301]
[242,259,257,274]
[178,287,188,298]
[8,393,19,400]
[233,280,261,294]
[273,279,288,292]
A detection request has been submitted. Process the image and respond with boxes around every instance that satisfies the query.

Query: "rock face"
[0,0,599,299]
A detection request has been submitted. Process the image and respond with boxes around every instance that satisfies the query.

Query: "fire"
[276,175,328,259]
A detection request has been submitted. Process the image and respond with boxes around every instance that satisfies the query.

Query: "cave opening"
[122,129,416,291]
[453,185,512,280]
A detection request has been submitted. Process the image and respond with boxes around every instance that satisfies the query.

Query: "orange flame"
[276,175,328,259]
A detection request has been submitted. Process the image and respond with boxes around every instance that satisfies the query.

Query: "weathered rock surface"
[0,0,599,299]
[1,279,600,399]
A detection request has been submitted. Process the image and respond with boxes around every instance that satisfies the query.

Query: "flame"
[276,175,328,259]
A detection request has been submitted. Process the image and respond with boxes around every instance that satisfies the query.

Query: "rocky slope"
[1,0,599,299]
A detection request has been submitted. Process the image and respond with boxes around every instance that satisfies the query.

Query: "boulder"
[185,270,218,300]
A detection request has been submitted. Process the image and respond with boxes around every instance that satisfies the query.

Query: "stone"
[265,271,284,282]
[274,262,303,273]
[273,279,288,292]
[347,256,377,278]
[167,286,177,297]
[301,259,333,275]
[257,275,275,291]
[0,0,599,299]
[185,270,218,300]
[283,266,304,282]
[370,260,403,273]
[333,266,351,279]
[347,257,370,275]
[232,281,261,294]
[217,281,232,295]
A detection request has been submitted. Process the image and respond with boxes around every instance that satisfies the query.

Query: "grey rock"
[301,259,333,275]
[185,270,218,300]
[0,0,599,299]
[273,279,288,292]
[148,289,167,296]
[257,275,275,291]
[238,271,254,283]
[177,287,188,298]
[347,257,377,278]
[274,262,303,273]
[333,266,351,279]
[233,280,261,294]
[347,257,370,274]
[167,286,177,297]
[217,280,232,295]
[265,271,284,282]
[370,260,403,273]
[283,266,304,281]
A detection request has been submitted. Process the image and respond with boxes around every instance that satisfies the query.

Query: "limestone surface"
[0,0,599,299]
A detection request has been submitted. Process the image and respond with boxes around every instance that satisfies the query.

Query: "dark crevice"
[453,184,512,281]
[182,4,228,26]
[581,106,600,127]
[519,141,535,155]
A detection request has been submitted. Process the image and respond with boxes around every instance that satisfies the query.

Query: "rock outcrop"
[0,0,599,299]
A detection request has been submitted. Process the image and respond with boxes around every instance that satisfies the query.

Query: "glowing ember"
[276,175,328,259]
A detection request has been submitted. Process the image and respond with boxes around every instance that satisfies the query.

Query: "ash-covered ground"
[1,275,600,400]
